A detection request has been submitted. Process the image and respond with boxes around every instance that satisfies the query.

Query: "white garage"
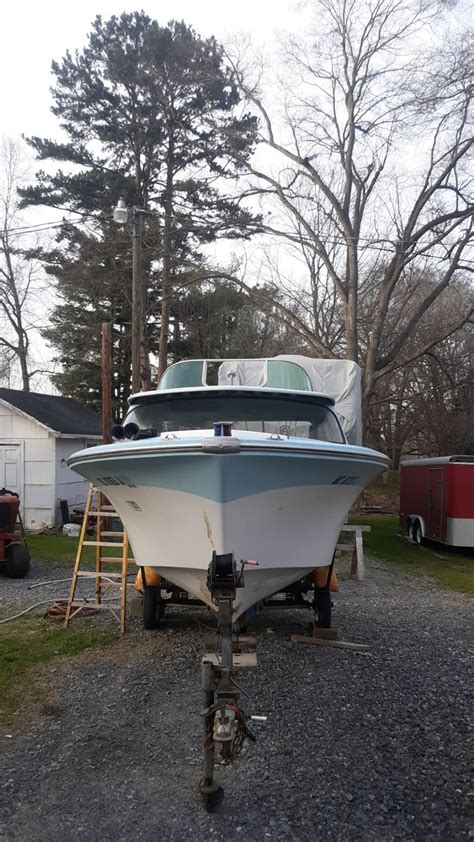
[0,388,102,529]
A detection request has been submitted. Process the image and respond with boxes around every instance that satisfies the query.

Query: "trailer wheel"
[413,520,423,545]
[143,587,163,630]
[5,542,30,578]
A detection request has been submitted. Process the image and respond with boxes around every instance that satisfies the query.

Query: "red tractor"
[0,488,30,578]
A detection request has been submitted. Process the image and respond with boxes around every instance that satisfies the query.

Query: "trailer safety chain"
[203,703,255,762]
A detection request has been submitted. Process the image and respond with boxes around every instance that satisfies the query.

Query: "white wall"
[55,438,91,523]
[0,402,100,528]
[0,403,55,528]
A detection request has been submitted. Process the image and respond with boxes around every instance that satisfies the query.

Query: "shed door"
[0,444,22,489]
[428,468,444,539]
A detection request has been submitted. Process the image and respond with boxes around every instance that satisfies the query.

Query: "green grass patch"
[26,532,95,566]
[352,515,473,594]
[0,614,115,729]
[25,532,129,570]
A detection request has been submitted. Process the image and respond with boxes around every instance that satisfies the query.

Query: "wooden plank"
[202,652,257,671]
[70,602,117,610]
[340,525,371,532]
[355,530,365,580]
[102,322,112,444]
[351,544,357,578]
[234,634,256,647]
[290,634,370,652]
[83,540,125,548]
[87,511,119,517]
[207,634,257,650]
[312,626,338,640]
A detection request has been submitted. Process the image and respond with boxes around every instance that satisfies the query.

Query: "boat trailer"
[199,552,259,811]
[196,551,339,810]
[136,553,336,810]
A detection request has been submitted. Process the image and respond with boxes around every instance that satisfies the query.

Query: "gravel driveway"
[0,558,472,841]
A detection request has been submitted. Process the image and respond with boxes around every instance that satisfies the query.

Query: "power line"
[5,207,108,236]
[4,221,65,237]
[3,209,473,265]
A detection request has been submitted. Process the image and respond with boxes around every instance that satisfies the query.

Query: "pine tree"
[20,13,259,395]
[41,221,135,418]
[170,282,302,361]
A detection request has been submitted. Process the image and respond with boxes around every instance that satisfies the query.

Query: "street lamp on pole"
[113,198,154,394]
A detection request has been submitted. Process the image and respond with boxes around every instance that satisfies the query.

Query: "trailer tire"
[143,587,163,630]
[413,520,423,545]
[5,542,30,578]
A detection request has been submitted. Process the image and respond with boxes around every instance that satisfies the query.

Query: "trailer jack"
[199,552,257,812]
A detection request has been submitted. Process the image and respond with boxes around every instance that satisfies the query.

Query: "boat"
[67,357,389,619]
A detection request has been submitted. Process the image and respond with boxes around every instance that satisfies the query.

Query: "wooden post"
[131,210,143,394]
[102,322,112,445]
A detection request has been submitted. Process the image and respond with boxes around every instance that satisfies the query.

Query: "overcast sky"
[1,0,470,389]
[2,0,297,140]
[0,0,301,385]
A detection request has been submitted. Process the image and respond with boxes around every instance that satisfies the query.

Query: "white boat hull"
[68,438,388,619]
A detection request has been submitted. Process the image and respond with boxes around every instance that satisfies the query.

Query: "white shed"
[0,388,102,529]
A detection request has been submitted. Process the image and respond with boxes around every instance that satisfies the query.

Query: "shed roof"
[0,388,102,437]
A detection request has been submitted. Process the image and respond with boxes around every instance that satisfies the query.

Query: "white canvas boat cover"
[218,359,266,387]
[276,356,362,445]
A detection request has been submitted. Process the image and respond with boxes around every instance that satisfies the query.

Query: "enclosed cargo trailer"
[400,456,474,548]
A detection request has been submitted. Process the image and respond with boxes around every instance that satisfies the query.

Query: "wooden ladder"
[64,484,132,634]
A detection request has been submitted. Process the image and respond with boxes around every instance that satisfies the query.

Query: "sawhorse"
[337,524,371,580]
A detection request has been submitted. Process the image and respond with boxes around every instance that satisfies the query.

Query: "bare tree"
[229,0,473,418]
[0,138,47,390]
[363,276,473,461]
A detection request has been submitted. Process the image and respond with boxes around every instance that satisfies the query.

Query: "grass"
[2,532,123,730]
[25,532,131,571]
[25,532,95,567]
[352,515,473,594]
[0,614,115,730]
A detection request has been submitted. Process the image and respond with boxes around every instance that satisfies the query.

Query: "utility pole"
[131,211,143,394]
[101,322,112,444]
[114,199,154,395]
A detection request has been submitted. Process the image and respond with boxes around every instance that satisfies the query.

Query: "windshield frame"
[125,388,346,444]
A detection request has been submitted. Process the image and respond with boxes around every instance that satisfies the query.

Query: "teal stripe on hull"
[75,449,383,504]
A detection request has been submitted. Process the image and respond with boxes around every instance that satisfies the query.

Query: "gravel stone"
[0,556,472,841]
[0,557,101,615]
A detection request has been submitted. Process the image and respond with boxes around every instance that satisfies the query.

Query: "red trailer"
[400,456,474,548]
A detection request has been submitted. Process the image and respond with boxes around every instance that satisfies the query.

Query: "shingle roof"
[0,389,102,436]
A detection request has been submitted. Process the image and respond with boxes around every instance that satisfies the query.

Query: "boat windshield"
[125,393,345,443]
[159,359,313,391]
